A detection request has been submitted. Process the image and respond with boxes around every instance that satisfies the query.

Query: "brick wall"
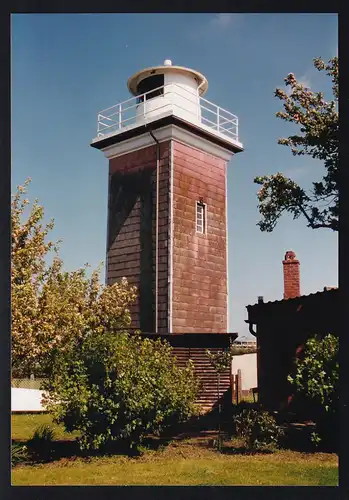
[107,142,170,332]
[107,138,229,333]
[171,140,228,333]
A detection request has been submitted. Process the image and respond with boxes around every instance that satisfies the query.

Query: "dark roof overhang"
[91,114,244,155]
[246,288,339,335]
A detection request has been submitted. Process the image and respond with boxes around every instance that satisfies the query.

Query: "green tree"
[288,334,339,413]
[288,334,339,448]
[11,179,137,377]
[255,56,338,232]
[43,331,199,452]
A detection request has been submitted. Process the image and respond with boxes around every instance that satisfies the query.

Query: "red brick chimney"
[283,250,300,299]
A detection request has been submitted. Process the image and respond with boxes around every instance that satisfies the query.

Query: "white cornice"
[101,124,237,162]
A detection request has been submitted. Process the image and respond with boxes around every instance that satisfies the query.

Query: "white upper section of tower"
[92,60,243,151]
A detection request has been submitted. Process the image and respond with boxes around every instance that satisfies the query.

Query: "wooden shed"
[246,288,339,410]
[142,332,238,412]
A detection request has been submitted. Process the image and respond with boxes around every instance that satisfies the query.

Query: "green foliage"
[11,443,28,467]
[288,334,339,450]
[255,56,338,232]
[205,343,257,374]
[310,432,322,448]
[11,179,137,377]
[205,348,231,373]
[233,409,284,452]
[27,424,56,461]
[43,331,199,452]
[288,334,339,413]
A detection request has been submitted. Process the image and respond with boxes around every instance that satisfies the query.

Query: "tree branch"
[297,203,334,230]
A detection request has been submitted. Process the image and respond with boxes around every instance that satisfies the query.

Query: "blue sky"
[11,13,338,338]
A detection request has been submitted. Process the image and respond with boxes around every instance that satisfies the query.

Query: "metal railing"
[96,83,239,142]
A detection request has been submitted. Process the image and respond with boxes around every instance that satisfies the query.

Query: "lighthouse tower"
[91,60,243,334]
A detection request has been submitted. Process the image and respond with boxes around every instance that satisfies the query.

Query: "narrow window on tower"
[196,201,206,234]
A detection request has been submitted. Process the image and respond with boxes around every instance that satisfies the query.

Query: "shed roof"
[246,288,339,331]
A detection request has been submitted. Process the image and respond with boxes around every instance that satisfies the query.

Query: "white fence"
[11,388,47,412]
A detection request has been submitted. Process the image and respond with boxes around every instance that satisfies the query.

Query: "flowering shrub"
[11,179,137,377]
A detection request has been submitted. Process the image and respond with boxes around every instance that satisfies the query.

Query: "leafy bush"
[233,409,284,452]
[43,331,199,452]
[288,334,339,413]
[288,334,339,449]
[27,424,56,461]
[11,443,28,467]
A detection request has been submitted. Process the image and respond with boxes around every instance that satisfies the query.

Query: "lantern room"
[127,59,207,126]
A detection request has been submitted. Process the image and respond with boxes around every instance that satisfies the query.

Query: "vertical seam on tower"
[148,129,160,333]
[105,169,111,285]
[225,161,229,332]
[168,140,174,333]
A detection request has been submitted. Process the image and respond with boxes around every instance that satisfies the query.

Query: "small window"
[136,75,164,104]
[196,201,206,234]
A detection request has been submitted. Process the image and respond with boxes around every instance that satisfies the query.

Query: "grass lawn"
[11,413,80,442]
[11,413,338,486]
